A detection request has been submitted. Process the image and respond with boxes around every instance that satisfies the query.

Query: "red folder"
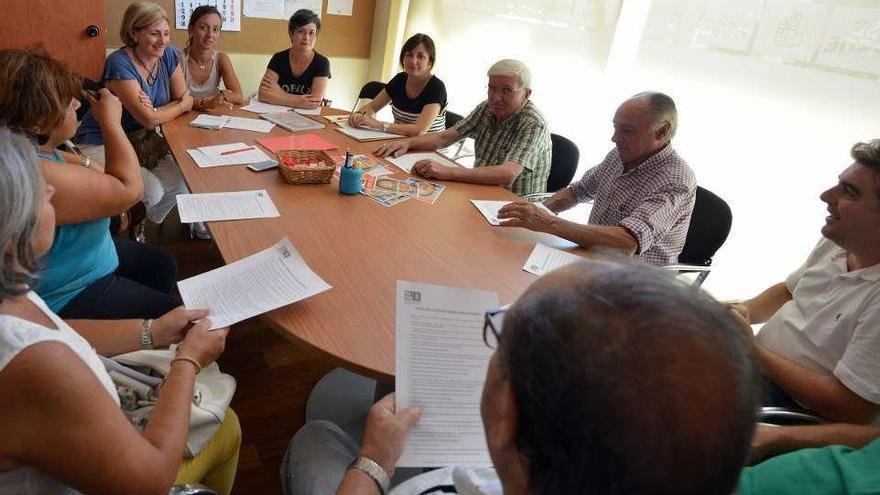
[256,134,338,153]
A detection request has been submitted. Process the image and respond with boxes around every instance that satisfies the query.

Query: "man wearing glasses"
[283,259,761,494]
[376,59,552,198]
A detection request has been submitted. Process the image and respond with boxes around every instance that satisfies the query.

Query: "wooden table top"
[163,108,585,381]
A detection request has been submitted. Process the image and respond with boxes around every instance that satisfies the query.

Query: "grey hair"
[487,59,532,90]
[0,127,43,301]
[633,91,678,141]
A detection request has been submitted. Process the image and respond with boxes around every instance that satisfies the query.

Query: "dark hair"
[0,48,81,145]
[852,139,880,199]
[186,5,222,50]
[288,9,321,34]
[399,33,436,69]
[501,258,760,495]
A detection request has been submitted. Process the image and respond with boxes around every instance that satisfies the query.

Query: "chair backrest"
[351,81,386,113]
[678,186,732,266]
[444,110,463,130]
[547,133,579,192]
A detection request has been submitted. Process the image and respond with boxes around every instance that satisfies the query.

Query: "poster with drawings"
[752,1,827,63]
[816,6,880,76]
[176,0,242,31]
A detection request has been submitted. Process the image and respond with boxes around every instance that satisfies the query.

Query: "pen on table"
[220,146,256,156]
[343,149,353,168]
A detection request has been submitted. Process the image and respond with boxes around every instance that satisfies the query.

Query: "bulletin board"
[105,0,375,58]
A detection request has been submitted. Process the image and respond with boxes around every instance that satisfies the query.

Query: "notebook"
[256,134,338,154]
[260,111,326,132]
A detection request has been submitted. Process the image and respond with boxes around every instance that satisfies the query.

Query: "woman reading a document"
[349,33,448,136]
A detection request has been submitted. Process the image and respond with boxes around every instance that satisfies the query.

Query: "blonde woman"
[184,5,243,110]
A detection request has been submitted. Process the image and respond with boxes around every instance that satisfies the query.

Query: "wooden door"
[1,0,105,80]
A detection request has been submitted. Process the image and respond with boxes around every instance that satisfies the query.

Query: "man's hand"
[359,393,422,477]
[725,303,756,342]
[497,201,555,232]
[375,140,411,158]
[152,306,210,348]
[411,160,453,180]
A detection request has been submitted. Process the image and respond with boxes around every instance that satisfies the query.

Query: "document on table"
[240,100,293,114]
[176,189,280,223]
[189,114,275,133]
[386,152,460,173]
[470,200,555,226]
[186,142,273,168]
[178,238,331,329]
[335,123,402,141]
[294,107,322,115]
[522,243,584,276]
[396,281,499,467]
[190,114,228,129]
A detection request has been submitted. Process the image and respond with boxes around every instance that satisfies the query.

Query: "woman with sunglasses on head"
[258,9,330,109]
[349,33,447,136]
[184,5,244,111]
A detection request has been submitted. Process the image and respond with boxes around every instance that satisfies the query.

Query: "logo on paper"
[404,290,422,303]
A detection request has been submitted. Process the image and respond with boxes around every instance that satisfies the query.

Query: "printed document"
[396,281,498,467]
[387,152,460,174]
[335,123,402,141]
[186,142,273,168]
[240,100,294,114]
[178,238,331,329]
[522,243,584,277]
[188,114,275,133]
[176,189,280,223]
[470,200,554,226]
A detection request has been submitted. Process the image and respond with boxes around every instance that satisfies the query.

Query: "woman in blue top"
[75,2,208,238]
[0,48,179,320]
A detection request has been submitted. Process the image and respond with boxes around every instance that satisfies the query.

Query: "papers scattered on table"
[522,243,585,277]
[386,152,461,174]
[396,281,498,467]
[260,111,325,132]
[189,114,275,133]
[361,176,445,207]
[294,107,322,115]
[240,100,294,114]
[323,114,350,126]
[331,154,390,180]
[177,238,331,329]
[256,134,337,154]
[176,189,280,223]
[334,123,402,141]
[186,143,273,168]
[470,200,554,226]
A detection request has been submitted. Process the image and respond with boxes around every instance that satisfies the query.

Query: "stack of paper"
[522,243,584,276]
[260,111,326,132]
[334,123,402,141]
[177,238,331,329]
[189,114,275,133]
[386,152,460,174]
[240,100,294,114]
[186,142,273,168]
[470,200,555,226]
[256,134,337,154]
[176,189,280,223]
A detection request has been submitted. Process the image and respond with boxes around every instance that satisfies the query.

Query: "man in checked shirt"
[498,92,696,265]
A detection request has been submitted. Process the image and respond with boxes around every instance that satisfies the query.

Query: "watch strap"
[349,456,390,494]
[140,318,155,350]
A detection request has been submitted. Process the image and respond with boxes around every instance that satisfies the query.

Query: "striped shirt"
[386,72,447,133]
[569,145,696,265]
[454,100,552,197]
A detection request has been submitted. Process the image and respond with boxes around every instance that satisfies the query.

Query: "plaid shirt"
[454,100,552,197]
[569,145,696,265]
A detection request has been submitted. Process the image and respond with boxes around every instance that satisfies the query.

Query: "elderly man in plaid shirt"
[376,59,552,198]
[499,92,696,265]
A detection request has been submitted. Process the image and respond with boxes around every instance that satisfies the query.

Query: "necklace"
[132,49,159,85]
[189,50,213,70]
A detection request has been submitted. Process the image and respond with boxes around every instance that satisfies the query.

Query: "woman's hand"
[88,89,123,128]
[151,307,210,347]
[348,111,366,127]
[177,318,229,368]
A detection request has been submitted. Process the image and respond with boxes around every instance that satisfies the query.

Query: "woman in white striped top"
[349,33,447,136]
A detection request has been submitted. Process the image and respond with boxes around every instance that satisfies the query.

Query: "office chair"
[169,484,217,494]
[758,407,825,426]
[663,186,732,286]
[350,80,385,113]
[522,133,580,202]
[442,110,476,161]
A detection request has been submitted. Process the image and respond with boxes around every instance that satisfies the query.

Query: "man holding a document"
[375,59,552,198]
[282,259,760,494]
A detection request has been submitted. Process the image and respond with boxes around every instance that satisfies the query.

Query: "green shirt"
[454,100,552,197]
[737,437,880,494]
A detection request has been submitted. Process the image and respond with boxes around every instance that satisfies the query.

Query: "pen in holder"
[339,150,362,195]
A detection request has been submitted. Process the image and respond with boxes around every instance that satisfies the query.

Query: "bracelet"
[140,318,154,350]
[348,456,389,494]
[171,355,202,374]
[79,155,92,168]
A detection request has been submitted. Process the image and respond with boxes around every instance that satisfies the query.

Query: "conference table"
[163,107,586,382]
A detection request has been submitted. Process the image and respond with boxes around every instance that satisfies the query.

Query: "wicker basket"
[276,149,336,184]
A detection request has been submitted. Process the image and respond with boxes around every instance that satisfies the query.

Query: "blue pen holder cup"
[339,166,363,195]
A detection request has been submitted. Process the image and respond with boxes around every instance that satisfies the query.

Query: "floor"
[147,214,335,495]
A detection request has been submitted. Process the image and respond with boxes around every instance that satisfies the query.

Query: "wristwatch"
[382,121,390,132]
[349,456,390,494]
[79,155,92,168]
[140,318,155,350]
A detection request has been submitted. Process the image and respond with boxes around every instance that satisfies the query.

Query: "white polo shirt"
[757,238,880,406]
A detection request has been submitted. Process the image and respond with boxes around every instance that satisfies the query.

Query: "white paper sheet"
[186,142,273,167]
[175,0,241,31]
[470,200,554,226]
[240,100,294,114]
[190,114,229,129]
[244,0,284,19]
[178,238,331,329]
[522,243,584,277]
[386,152,460,173]
[396,281,498,467]
[222,116,276,133]
[294,107,322,115]
[335,123,403,141]
[327,0,353,15]
[176,189,280,223]
[284,0,322,19]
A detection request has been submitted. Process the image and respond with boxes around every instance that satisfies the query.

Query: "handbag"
[127,127,171,170]
[101,346,236,458]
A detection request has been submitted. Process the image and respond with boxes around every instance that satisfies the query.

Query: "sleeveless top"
[33,149,118,312]
[0,291,119,494]
[183,50,221,98]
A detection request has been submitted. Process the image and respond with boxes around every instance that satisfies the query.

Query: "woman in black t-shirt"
[349,33,447,136]
[258,9,330,109]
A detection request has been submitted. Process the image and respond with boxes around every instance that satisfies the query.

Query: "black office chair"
[547,133,579,193]
[350,80,385,113]
[443,110,474,160]
[664,186,732,286]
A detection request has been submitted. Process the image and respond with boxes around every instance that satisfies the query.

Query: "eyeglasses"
[483,306,508,348]
[293,29,317,38]
[487,85,524,97]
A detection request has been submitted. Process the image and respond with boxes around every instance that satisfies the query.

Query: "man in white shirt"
[728,139,880,424]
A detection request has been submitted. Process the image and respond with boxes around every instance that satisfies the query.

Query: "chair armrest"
[662,264,712,273]
[759,406,826,426]
[170,484,218,495]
